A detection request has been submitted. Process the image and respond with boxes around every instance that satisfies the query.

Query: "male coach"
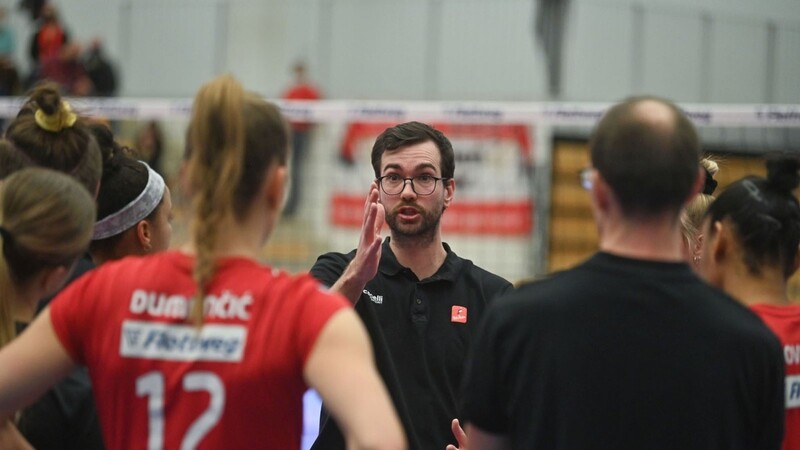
[459,97,785,450]
[310,121,512,450]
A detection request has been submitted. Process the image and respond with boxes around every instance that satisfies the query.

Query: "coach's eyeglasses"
[377,174,450,196]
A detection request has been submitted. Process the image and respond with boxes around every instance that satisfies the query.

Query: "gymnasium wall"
[6,0,799,103]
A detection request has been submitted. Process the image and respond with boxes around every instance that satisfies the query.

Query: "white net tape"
[0,97,798,128]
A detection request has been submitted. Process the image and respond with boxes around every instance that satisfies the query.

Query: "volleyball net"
[1,98,798,286]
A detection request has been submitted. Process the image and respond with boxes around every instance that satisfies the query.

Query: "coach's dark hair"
[590,96,700,217]
[706,154,800,278]
[371,121,455,179]
[4,82,102,194]
[185,74,289,326]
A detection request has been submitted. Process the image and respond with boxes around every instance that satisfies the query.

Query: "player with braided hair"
[0,75,405,450]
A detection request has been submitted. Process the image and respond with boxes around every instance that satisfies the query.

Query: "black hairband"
[703,168,718,195]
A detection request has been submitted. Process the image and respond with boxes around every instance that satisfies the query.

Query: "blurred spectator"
[38,42,92,95]
[29,3,67,65]
[17,0,45,22]
[0,6,20,131]
[135,120,164,176]
[0,7,14,58]
[83,38,117,97]
[281,60,321,217]
[28,3,69,87]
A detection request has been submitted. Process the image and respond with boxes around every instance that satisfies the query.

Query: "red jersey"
[36,23,66,61]
[50,251,348,450]
[283,83,320,101]
[751,303,800,450]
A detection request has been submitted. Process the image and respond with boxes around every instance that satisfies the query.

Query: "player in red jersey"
[0,75,406,450]
[699,153,800,450]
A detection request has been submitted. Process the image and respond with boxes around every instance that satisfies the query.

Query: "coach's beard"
[386,202,444,248]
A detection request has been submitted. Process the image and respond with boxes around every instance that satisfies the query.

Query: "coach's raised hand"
[331,181,385,304]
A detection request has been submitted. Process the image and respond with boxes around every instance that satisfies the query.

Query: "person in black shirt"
[459,97,785,450]
[310,121,512,450]
[83,39,117,97]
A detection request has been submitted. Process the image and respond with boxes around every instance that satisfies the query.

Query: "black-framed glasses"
[377,174,450,196]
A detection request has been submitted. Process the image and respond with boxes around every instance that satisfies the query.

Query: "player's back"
[751,304,800,450]
[50,251,347,450]
[463,252,785,450]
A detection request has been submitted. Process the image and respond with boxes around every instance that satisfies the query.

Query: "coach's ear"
[443,177,455,210]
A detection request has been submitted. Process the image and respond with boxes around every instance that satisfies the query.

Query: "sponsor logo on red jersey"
[120,320,247,362]
[787,375,800,409]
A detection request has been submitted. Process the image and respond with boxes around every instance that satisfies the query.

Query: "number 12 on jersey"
[136,371,226,450]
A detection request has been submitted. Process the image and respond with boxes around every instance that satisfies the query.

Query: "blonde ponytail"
[184,75,291,327]
[186,75,247,326]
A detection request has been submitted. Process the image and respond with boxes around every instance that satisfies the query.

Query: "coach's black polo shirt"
[310,237,512,450]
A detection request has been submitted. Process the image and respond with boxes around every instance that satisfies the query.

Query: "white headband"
[92,162,166,240]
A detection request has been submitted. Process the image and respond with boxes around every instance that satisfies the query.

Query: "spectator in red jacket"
[281,61,321,217]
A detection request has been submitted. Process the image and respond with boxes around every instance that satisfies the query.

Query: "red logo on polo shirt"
[451,305,467,323]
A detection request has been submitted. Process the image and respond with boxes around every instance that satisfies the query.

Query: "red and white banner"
[330,122,534,236]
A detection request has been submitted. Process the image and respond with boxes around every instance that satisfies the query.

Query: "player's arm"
[304,308,406,450]
[0,420,34,450]
[330,182,384,304]
[0,309,76,422]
